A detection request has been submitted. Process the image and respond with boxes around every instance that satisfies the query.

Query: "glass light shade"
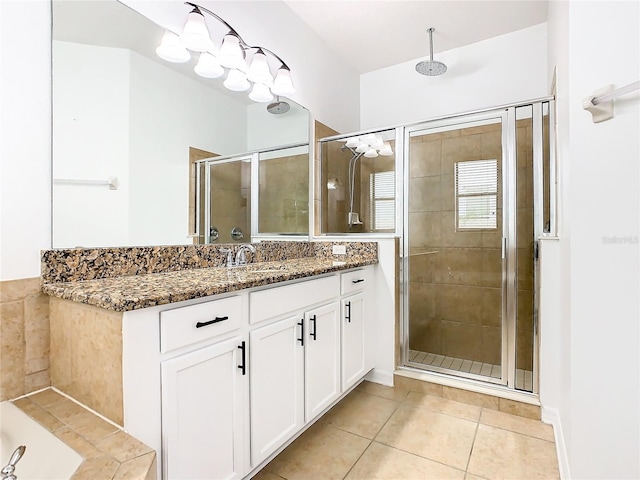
[371,135,384,149]
[224,69,250,91]
[271,67,295,96]
[379,142,394,156]
[156,30,190,63]
[219,34,246,70]
[247,50,273,84]
[355,143,368,153]
[364,148,379,158]
[194,53,224,78]
[181,10,214,52]
[345,137,359,148]
[249,83,274,103]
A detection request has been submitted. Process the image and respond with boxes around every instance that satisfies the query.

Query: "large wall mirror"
[52,0,310,248]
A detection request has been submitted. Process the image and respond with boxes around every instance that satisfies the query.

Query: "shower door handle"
[501,237,507,259]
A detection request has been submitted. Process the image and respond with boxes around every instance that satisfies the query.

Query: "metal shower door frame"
[401,108,514,387]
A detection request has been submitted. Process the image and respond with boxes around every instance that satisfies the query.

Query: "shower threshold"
[408,349,533,392]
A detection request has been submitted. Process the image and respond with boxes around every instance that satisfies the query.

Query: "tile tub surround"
[41,241,377,284]
[41,243,378,312]
[12,388,156,480]
[0,277,50,402]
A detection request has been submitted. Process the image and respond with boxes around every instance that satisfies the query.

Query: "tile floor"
[253,381,559,480]
[408,350,534,392]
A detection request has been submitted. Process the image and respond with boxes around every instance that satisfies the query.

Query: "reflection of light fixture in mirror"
[194,53,224,78]
[156,31,190,63]
[327,178,339,190]
[224,69,250,91]
[343,133,393,157]
[249,83,273,103]
[156,2,295,102]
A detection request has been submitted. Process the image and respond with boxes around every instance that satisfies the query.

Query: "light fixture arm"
[184,2,290,69]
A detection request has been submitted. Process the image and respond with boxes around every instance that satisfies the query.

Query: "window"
[455,159,498,229]
[370,170,395,231]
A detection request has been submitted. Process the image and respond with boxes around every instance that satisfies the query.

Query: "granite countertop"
[42,256,376,312]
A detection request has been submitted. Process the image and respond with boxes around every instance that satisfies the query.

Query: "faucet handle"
[220,248,235,267]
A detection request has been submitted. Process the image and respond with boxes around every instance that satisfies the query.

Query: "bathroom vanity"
[41,242,380,480]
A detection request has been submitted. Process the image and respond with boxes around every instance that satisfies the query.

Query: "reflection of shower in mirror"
[341,134,393,229]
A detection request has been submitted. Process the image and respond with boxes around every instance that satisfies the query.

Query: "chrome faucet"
[235,244,257,266]
[1,445,26,480]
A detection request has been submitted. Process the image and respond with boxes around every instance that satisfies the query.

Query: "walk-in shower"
[319,98,554,395]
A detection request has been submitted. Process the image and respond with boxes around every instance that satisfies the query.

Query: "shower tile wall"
[259,154,309,234]
[409,121,534,371]
[209,161,250,243]
[409,124,503,365]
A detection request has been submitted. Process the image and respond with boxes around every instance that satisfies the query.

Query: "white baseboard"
[542,406,571,479]
[364,368,394,386]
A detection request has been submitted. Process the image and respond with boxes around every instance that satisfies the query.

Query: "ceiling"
[283,1,548,74]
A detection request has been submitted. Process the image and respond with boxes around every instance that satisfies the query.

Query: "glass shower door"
[404,112,508,384]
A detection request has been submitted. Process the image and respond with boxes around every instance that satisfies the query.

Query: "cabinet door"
[161,336,246,480]
[342,293,366,390]
[305,302,341,421]
[250,315,304,466]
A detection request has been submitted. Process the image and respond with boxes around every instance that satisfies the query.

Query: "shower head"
[415,27,447,76]
[267,96,290,114]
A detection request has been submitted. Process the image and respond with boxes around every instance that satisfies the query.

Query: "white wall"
[121,0,361,134]
[53,41,131,248]
[246,102,309,152]
[546,1,640,478]
[0,0,52,281]
[360,24,548,129]
[128,50,247,246]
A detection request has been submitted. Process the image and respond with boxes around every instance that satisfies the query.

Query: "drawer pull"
[345,301,351,323]
[237,341,246,376]
[351,279,365,284]
[297,319,304,346]
[195,316,229,328]
[310,315,317,341]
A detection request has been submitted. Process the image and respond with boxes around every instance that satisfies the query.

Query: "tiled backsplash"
[41,241,378,284]
[0,277,50,401]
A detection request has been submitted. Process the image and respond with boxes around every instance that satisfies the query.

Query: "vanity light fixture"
[156,2,295,102]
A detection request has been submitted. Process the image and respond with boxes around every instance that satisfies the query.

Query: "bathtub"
[0,401,83,479]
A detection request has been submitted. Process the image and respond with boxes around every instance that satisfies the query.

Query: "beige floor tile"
[375,403,477,470]
[94,430,153,463]
[467,424,560,480]
[405,391,482,421]
[394,375,444,397]
[346,441,465,480]
[266,422,370,480]
[480,409,555,442]
[356,381,410,402]
[252,470,286,480]
[322,390,400,439]
[464,474,489,480]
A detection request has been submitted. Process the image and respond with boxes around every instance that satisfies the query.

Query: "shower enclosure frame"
[398,97,556,396]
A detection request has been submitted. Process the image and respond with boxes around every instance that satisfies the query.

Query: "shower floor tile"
[408,349,534,391]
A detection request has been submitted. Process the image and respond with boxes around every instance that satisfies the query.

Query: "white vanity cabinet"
[161,336,247,480]
[122,266,375,480]
[248,275,341,465]
[340,268,372,391]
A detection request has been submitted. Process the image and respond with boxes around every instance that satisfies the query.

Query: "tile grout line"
[464,407,483,475]
[340,437,374,480]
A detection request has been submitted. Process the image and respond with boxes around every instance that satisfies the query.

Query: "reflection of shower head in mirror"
[267,96,290,114]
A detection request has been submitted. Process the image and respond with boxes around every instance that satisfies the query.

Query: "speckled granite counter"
[41,242,378,312]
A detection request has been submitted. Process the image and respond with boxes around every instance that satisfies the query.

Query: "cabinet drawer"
[341,269,369,295]
[160,296,242,353]
[250,275,339,324]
